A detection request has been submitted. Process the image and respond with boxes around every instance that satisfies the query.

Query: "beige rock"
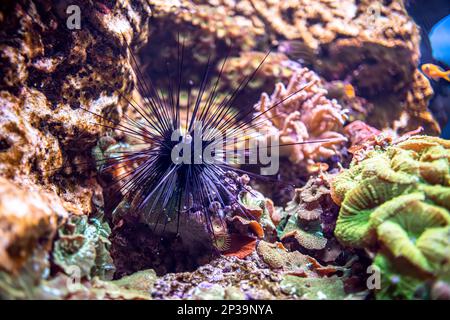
[0,177,67,273]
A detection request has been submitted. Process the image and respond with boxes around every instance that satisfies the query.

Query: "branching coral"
[331,135,450,299]
[254,67,348,168]
[145,0,435,142]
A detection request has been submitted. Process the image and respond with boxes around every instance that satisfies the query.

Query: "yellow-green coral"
[331,135,450,299]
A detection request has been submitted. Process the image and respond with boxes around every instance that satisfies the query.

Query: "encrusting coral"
[152,252,285,300]
[331,135,450,299]
[247,0,417,82]
[148,0,265,53]
[255,240,341,277]
[151,240,356,300]
[1,266,155,300]
[256,240,364,299]
[144,0,439,135]
[280,275,347,300]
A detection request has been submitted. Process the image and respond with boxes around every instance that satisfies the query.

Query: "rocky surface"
[0,177,66,273]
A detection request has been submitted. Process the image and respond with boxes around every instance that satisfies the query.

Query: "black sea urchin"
[88,38,325,240]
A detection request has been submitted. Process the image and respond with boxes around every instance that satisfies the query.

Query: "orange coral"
[229,216,265,239]
[265,198,282,226]
[344,120,381,147]
[223,235,257,259]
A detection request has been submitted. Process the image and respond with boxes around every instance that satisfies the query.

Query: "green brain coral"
[331,135,450,299]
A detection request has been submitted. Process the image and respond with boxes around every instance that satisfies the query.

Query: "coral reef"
[144,0,439,134]
[331,135,450,299]
[0,0,448,301]
[151,241,357,300]
[252,0,438,134]
[0,0,151,196]
[0,0,150,296]
[52,214,115,280]
[276,176,343,264]
[152,253,285,300]
[254,67,348,170]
